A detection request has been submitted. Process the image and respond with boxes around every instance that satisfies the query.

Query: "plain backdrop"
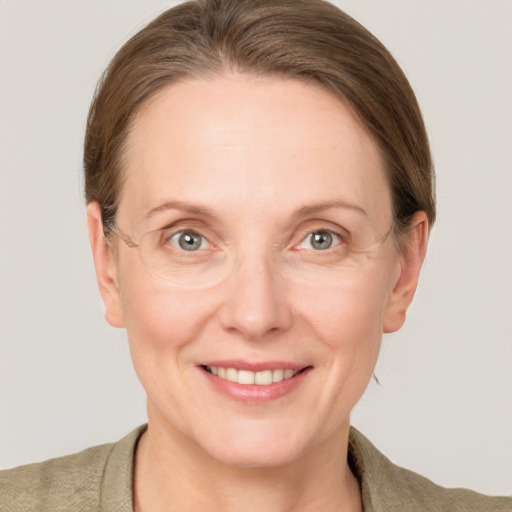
[1,0,511,496]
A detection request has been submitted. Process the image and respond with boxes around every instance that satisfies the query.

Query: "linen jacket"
[0,425,510,511]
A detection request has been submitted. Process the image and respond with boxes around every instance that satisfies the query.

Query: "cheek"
[114,253,219,370]
[297,270,393,346]
[118,276,225,423]
[295,266,395,391]
[121,280,215,351]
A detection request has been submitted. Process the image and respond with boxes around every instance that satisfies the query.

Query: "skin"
[87,73,428,512]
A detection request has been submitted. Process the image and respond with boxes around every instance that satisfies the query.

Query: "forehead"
[118,73,391,228]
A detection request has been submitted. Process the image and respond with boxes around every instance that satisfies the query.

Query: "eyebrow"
[144,200,218,220]
[144,198,368,221]
[291,199,368,220]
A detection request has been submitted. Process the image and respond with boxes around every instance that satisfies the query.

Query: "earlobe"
[86,202,125,328]
[383,211,429,333]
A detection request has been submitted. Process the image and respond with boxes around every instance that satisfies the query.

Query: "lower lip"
[200,367,312,404]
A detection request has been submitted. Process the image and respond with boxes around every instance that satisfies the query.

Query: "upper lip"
[200,360,310,372]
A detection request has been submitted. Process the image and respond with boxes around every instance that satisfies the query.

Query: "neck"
[134,410,362,512]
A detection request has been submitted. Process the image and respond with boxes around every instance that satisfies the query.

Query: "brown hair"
[84,0,435,233]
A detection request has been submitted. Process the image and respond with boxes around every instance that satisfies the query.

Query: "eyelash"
[160,225,346,253]
[162,228,213,252]
[295,229,343,251]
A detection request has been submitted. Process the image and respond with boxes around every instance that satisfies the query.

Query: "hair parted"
[84,0,435,233]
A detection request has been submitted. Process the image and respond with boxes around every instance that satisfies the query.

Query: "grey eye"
[310,231,333,250]
[301,230,340,251]
[169,230,208,251]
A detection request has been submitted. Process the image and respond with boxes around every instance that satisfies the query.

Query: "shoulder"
[0,442,112,511]
[348,427,512,512]
[0,425,145,512]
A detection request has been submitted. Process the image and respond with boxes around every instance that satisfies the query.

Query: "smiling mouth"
[202,365,310,385]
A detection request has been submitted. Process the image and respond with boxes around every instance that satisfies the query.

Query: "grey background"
[1,0,511,495]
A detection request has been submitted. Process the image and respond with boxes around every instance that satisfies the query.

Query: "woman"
[1,0,510,510]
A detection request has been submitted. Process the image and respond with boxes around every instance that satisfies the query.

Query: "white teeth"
[206,366,301,385]
[226,368,237,382]
[238,370,255,385]
[254,370,273,385]
[283,369,294,379]
[272,369,284,382]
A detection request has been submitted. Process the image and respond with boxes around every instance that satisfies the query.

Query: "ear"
[383,211,429,333]
[86,202,125,328]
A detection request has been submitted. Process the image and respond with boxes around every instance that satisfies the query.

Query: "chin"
[206,441,304,469]
[192,418,315,468]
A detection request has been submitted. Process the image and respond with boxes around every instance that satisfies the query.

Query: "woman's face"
[89,74,425,467]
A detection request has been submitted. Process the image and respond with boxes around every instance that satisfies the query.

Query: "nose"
[219,249,293,340]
